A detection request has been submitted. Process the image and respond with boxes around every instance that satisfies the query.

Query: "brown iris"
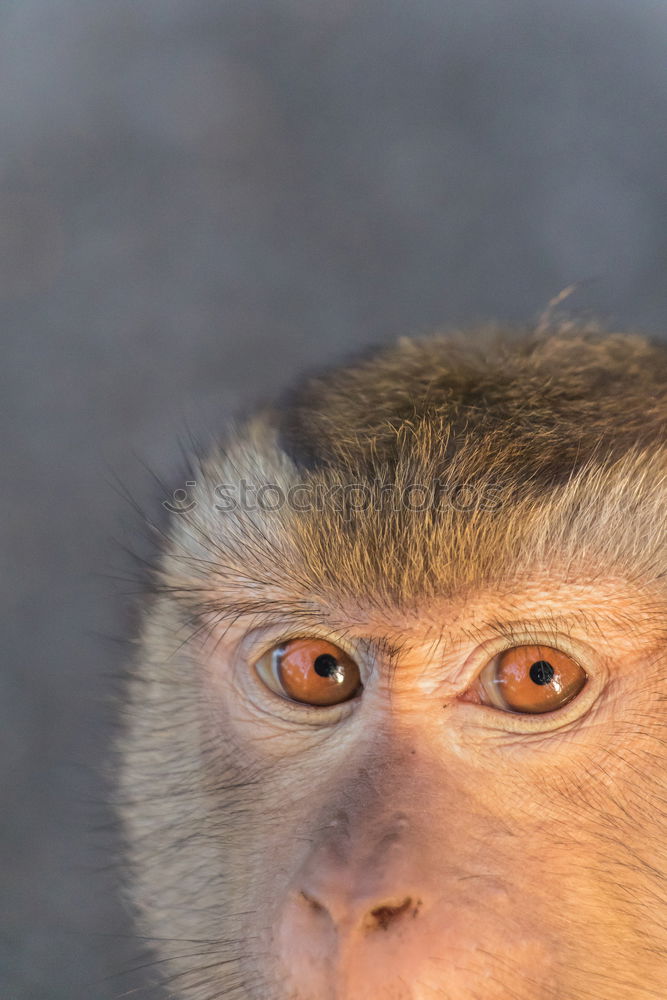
[255,638,362,706]
[488,644,587,714]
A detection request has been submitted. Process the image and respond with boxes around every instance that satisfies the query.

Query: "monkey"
[117,323,667,1000]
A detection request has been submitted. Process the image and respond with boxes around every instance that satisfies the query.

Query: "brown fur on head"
[160,324,667,614]
[119,323,667,1000]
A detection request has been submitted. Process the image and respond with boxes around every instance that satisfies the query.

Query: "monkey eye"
[473,644,587,714]
[254,638,363,706]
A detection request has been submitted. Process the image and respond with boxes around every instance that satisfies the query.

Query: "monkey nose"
[299,887,421,934]
[276,882,432,998]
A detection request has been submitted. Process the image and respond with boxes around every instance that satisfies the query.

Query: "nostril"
[296,887,424,934]
[365,896,420,932]
[299,889,327,915]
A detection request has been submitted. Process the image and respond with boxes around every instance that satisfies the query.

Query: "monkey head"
[118,325,667,999]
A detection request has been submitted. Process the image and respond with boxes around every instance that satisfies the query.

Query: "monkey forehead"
[166,465,667,669]
[176,438,667,614]
[164,327,667,610]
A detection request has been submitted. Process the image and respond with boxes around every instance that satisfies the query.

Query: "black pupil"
[314,653,343,681]
[529,660,555,686]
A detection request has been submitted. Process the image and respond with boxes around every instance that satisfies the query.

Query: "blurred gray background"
[2,1,667,997]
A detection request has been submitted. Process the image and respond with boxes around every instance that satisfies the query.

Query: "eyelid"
[469,625,592,667]
[458,627,599,708]
[233,626,367,720]
[456,631,608,734]
[474,621,571,651]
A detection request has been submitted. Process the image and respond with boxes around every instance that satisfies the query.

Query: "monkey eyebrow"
[174,592,414,664]
[171,588,387,645]
[459,603,665,648]
[177,594,327,631]
[166,578,667,653]
[460,612,592,646]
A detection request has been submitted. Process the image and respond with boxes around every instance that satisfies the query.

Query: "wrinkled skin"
[123,577,667,999]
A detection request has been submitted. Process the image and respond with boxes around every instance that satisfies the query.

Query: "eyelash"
[474,623,572,653]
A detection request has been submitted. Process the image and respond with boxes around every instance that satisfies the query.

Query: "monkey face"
[119,328,667,999]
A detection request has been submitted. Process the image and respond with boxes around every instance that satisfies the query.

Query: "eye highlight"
[254,638,362,706]
[474,644,587,714]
